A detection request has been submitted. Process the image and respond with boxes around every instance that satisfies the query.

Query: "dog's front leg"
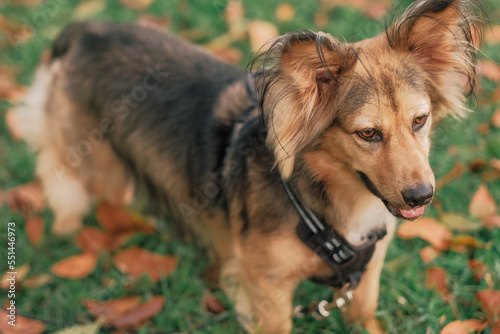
[343,219,396,333]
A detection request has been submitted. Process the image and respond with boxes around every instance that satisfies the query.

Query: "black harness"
[230,74,387,289]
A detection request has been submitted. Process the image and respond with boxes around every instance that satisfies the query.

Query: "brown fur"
[16,0,484,333]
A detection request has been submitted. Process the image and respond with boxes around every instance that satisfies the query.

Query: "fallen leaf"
[202,290,227,315]
[72,0,106,20]
[224,0,245,25]
[51,253,97,279]
[469,259,487,282]
[5,109,22,141]
[5,181,45,214]
[469,184,497,220]
[450,235,488,251]
[248,20,279,53]
[97,201,155,233]
[436,163,465,189]
[484,215,500,229]
[477,290,500,325]
[314,13,329,29]
[114,247,177,282]
[420,246,439,263]
[83,296,141,324]
[397,217,452,251]
[200,261,220,288]
[440,319,486,334]
[120,0,154,10]
[480,61,500,82]
[53,319,104,334]
[477,122,490,135]
[24,274,53,288]
[75,227,129,254]
[493,325,500,334]
[26,216,44,246]
[493,110,500,128]
[1,263,30,289]
[439,212,480,232]
[112,296,164,329]
[275,3,295,22]
[491,158,500,172]
[0,308,46,334]
[485,25,500,45]
[426,266,450,299]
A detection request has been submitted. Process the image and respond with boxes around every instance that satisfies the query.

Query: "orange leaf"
[484,215,500,229]
[120,0,154,10]
[397,217,452,250]
[420,246,439,263]
[477,290,500,325]
[436,163,465,189]
[440,319,486,334]
[248,20,279,53]
[469,184,497,220]
[480,61,500,82]
[75,227,129,254]
[83,296,141,324]
[114,247,177,282]
[24,274,52,288]
[202,290,227,315]
[26,216,44,246]
[112,296,164,329]
[493,109,500,128]
[225,0,245,25]
[1,264,30,289]
[485,25,500,45]
[5,182,45,214]
[51,253,97,279]
[97,201,155,233]
[426,266,450,299]
[469,259,487,282]
[5,109,22,141]
[275,3,295,22]
[0,308,46,334]
[493,325,500,334]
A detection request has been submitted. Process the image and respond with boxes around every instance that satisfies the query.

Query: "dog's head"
[254,0,484,220]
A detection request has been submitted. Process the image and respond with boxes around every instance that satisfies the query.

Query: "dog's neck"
[292,150,392,246]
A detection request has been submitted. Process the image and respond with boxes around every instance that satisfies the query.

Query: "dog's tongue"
[399,206,425,219]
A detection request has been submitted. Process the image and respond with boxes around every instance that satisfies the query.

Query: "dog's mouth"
[357,171,427,221]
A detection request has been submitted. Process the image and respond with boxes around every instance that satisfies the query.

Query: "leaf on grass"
[24,274,52,288]
[439,212,480,232]
[484,215,500,229]
[72,0,105,20]
[83,296,141,324]
[436,163,465,189]
[492,110,500,128]
[97,201,155,233]
[477,290,500,325]
[426,266,450,299]
[114,247,177,282]
[469,184,497,220]
[202,290,227,315]
[485,25,500,45]
[248,21,279,52]
[5,181,45,214]
[51,253,97,279]
[397,217,452,250]
[275,3,295,22]
[450,235,488,252]
[75,227,130,254]
[420,246,439,263]
[5,109,23,141]
[26,216,44,246]
[53,318,104,334]
[112,296,165,329]
[440,319,486,334]
[469,259,487,282]
[120,0,154,11]
[0,308,46,334]
[225,0,245,25]
[1,263,30,289]
[469,159,488,173]
[480,61,500,82]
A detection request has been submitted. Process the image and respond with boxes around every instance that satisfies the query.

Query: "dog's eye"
[357,128,382,142]
[413,115,428,131]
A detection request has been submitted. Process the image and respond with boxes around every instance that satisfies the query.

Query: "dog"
[15,0,484,332]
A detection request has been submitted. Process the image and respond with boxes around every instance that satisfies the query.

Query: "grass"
[0,0,500,333]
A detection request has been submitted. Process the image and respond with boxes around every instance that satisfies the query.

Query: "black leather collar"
[281,179,387,288]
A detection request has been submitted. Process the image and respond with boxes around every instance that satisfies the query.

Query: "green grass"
[0,0,500,333]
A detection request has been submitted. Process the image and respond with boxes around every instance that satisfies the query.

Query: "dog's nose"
[401,184,434,207]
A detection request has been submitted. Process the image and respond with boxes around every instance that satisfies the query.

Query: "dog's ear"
[254,31,357,178]
[387,0,484,119]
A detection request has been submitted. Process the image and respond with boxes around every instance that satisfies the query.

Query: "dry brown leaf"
[0,308,46,334]
[202,290,227,315]
[469,184,498,220]
[397,217,452,250]
[426,266,450,299]
[51,253,97,279]
[477,290,500,325]
[485,25,500,45]
[450,235,488,251]
[114,247,177,282]
[469,259,487,282]
[26,216,44,246]
[24,274,52,288]
[484,215,500,229]
[120,0,154,10]
[436,163,465,189]
[112,296,165,329]
[480,61,500,82]
[492,110,500,128]
[1,263,30,289]
[491,158,500,172]
[440,319,486,334]
[75,227,129,254]
[420,246,439,263]
[83,296,141,324]
[5,109,22,141]
[97,201,155,233]
[5,181,45,214]
[275,3,295,22]
[0,65,24,101]
[248,21,279,53]
[493,325,500,334]
[439,212,480,232]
